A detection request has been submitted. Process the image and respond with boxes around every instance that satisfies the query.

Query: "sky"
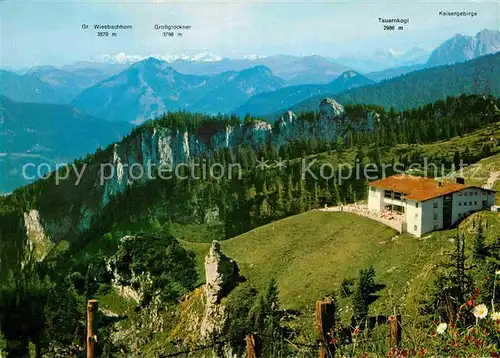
[1,0,499,68]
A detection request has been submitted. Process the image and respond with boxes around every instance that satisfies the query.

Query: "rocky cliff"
[101,98,376,206]
[23,209,53,261]
[21,98,377,245]
[104,239,243,356]
[427,29,500,67]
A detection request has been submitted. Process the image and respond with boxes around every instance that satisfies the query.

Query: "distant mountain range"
[282,53,500,117]
[187,65,286,115]
[0,30,499,194]
[335,46,431,73]
[166,54,349,86]
[0,96,132,193]
[233,70,374,117]
[1,29,498,112]
[71,58,286,123]
[0,66,117,104]
[0,70,63,104]
[366,30,499,82]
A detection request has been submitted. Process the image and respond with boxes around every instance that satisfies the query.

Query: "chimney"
[456,177,465,184]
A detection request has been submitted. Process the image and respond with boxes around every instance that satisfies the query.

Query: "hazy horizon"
[2,0,499,69]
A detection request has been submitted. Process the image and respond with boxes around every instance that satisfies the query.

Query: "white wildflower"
[436,322,447,334]
[495,270,500,275]
[491,311,500,320]
[473,304,488,319]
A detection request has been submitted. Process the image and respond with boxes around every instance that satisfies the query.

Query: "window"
[459,202,462,206]
[469,202,472,206]
[475,192,478,196]
[458,192,462,196]
[415,202,419,208]
[414,225,418,231]
[415,213,419,219]
[433,213,438,220]
[433,202,438,209]
[474,201,477,205]
[384,190,392,198]
[394,192,402,200]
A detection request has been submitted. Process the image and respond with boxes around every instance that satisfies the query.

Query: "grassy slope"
[223,212,401,311]
[176,124,500,247]
[182,210,500,316]
[99,209,499,353]
[292,122,500,172]
[70,123,500,314]
[458,152,500,204]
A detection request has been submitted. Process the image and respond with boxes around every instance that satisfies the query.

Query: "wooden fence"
[86,299,402,358]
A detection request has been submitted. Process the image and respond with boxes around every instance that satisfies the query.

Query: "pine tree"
[251,278,281,357]
[323,180,332,204]
[296,178,307,213]
[374,147,382,168]
[259,198,272,221]
[352,287,368,319]
[275,178,285,216]
[359,178,369,201]
[346,184,356,204]
[426,232,474,322]
[286,175,294,213]
[352,266,376,319]
[313,183,321,208]
[331,181,340,206]
[473,221,486,261]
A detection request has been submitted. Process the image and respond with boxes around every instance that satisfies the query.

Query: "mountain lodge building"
[368,174,495,237]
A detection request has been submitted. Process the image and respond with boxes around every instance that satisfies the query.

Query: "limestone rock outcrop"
[200,241,242,339]
[31,99,378,241]
[319,98,345,120]
[106,235,149,304]
[23,209,52,260]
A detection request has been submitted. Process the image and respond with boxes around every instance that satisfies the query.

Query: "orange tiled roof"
[369,174,493,202]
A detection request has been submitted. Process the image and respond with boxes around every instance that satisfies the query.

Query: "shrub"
[340,278,355,298]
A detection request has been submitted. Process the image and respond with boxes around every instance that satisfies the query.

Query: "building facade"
[368,175,495,237]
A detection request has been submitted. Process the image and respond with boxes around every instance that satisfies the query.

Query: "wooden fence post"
[388,314,401,349]
[246,334,260,358]
[87,299,98,358]
[315,299,336,358]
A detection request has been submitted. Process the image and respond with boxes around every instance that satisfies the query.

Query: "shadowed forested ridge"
[282,53,500,117]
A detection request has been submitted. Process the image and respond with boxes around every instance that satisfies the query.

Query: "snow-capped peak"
[189,52,223,62]
[98,52,146,64]
[342,70,358,78]
[388,48,405,58]
[94,52,223,64]
[243,54,268,60]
